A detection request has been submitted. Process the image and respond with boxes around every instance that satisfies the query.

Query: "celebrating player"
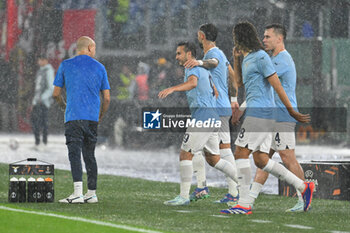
[159,41,238,206]
[183,23,239,205]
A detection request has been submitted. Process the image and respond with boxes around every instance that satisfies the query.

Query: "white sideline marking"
[0,206,162,233]
[211,215,230,218]
[174,210,193,213]
[284,224,314,230]
[329,231,350,233]
[251,219,272,223]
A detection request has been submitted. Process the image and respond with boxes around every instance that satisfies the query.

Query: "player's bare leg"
[279,149,305,211]
[253,151,309,209]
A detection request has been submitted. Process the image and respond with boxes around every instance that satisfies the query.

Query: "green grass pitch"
[0,163,349,233]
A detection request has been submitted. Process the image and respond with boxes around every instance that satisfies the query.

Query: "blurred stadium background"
[0,0,350,149]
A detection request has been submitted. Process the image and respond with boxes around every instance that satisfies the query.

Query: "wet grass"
[0,163,349,233]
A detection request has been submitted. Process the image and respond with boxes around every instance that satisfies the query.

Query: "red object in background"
[6,0,20,61]
[135,74,149,101]
[5,0,38,60]
[62,10,96,51]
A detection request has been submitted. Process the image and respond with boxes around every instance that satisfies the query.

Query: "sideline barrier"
[279,161,350,200]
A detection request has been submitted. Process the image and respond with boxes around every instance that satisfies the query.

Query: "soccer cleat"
[285,200,304,212]
[301,181,315,211]
[189,187,210,202]
[84,194,98,203]
[164,195,190,206]
[220,204,252,215]
[59,194,84,204]
[214,193,239,204]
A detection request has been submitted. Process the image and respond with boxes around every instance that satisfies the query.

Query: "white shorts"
[234,116,275,154]
[219,116,231,144]
[271,122,296,151]
[181,128,220,155]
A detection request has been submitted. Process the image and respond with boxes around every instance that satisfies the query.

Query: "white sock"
[180,160,193,199]
[192,151,206,188]
[297,189,303,202]
[73,181,83,196]
[86,189,96,196]
[248,182,263,205]
[236,159,252,207]
[262,159,305,193]
[220,148,238,196]
[214,159,238,184]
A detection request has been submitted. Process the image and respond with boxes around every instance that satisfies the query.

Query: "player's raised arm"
[183,58,218,69]
[268,73,310,123]
[158,76,197,99]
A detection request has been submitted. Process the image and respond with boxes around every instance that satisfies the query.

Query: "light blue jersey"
[184,67,219,121]
[272,50,298,122]
[203,47,232,116]
[242,50,276,119]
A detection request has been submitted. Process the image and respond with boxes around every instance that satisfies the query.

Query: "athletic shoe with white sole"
[164,195,190,206]
[59,194,84,204]
[302,181,315,211]
[214,193,239,204]
[285,200,304,212]
[84,194,98,203]
[220,204,252,215]
[189,187,210,202]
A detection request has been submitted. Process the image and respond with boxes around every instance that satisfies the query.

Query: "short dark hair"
[265,23,287,40]
[177,41,197,58]
[199,23,218,42]
[233,21,264,52]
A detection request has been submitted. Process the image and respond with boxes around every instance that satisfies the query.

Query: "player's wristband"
[231,96,237,102]
[239,100,247,111]
[198,60,203,66]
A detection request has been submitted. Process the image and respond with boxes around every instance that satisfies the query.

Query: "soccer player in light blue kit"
[184,23,239,204]
[159,41,238,206]
[221,22,314,215]
[248,24,306,212]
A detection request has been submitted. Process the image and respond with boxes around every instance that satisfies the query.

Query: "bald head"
[76,36,96,57]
